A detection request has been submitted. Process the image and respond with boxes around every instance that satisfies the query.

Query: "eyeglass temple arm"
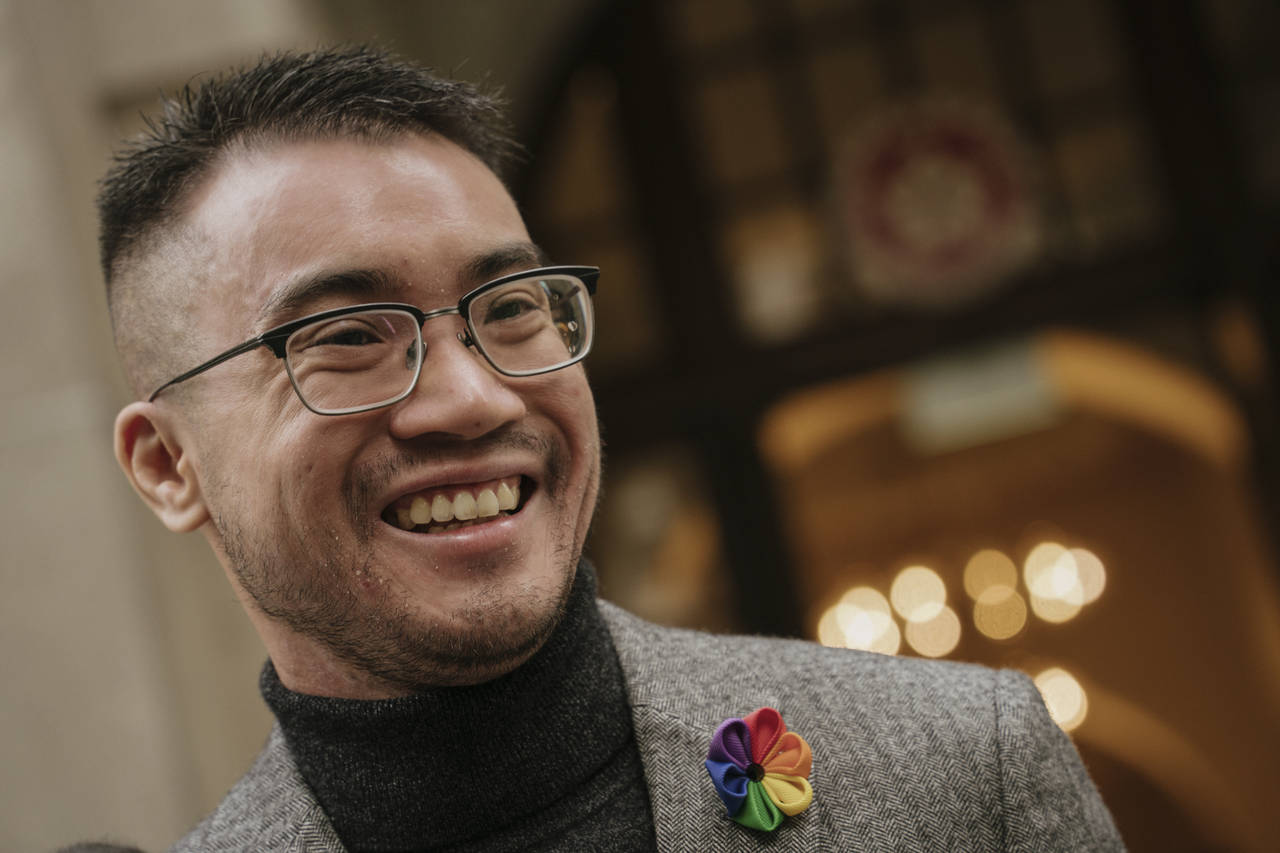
[146,334,285,402]
[569,267,598,293]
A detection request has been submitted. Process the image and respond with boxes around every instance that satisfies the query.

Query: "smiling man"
[127,131,599,698]
[98,48,1122,852]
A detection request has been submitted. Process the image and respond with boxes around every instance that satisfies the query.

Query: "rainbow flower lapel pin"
[705,706,813,832]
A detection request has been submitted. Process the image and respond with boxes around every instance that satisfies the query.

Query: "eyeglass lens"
[283,273,592,414]
[467,275,591,375]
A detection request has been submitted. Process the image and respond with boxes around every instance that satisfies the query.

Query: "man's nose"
[386,325,527,441]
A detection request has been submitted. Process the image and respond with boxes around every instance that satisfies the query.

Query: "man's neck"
[260,562,654,850]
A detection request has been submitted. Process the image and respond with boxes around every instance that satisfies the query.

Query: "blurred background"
[2,0,1278,850]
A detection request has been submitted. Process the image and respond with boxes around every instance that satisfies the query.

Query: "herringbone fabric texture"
[170,601,1123,851]
[602,602,1122,851]
[172,726,344,852]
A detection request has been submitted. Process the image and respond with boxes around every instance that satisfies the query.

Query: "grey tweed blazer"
[171,601,1123,852]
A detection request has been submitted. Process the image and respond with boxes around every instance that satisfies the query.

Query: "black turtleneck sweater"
[261,564,658,852]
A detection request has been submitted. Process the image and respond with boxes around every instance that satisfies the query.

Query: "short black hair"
[97,45,520,291]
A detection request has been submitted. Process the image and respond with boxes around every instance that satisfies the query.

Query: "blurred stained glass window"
[1052,120,1165,253]
[588,446,736,632]
[524,66,662,379]
[1202,0,1280,198]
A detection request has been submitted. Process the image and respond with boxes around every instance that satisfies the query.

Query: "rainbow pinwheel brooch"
[704,706,814,831]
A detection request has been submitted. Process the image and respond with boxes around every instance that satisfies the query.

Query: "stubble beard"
[213,429,587,692]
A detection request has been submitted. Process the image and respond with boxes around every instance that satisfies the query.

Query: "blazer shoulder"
[599,598,1002,724]
[168,726,342,853]
[600,600,1123,851]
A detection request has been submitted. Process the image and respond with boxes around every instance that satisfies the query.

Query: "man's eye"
[483,296,541,323]
[317,329,375,346]
[306,322,384,347]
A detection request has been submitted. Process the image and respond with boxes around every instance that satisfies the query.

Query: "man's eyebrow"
[257,243,548,327]
[258,268,398,327]
[464,242,550,284]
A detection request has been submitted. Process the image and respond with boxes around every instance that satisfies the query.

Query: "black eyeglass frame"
[146,265,600,415]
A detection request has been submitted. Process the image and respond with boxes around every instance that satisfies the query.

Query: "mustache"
[343,427,567,532]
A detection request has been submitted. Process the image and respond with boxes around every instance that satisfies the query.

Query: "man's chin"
[389,623,551,688]
[216,498,580,694]
[303,573,575,693]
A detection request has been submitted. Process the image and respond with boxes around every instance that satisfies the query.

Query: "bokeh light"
[1024,542,1077,597]
[816,605,844,648]
[904,604,961,657]
[820,534,1102,657]
[963,549,1018,600]
[865,615,902,656]
[1024,542,1084,623]
[890,566,947,623]
[1029,592,1083,623]
[973,584,1028,640]
[816,586,900,655]
[1070,547,1107,604]
[841,585,893,616]
[1033,667,1089,732]
[836,602,890,649]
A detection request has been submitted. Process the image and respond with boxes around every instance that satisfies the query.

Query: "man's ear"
[114,401,210,532]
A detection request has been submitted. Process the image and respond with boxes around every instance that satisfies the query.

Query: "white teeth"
[393,480,523,531]
[431,493,453,523]
[410,496,431,525]
[453,492,478,520]
[400,510,513,534]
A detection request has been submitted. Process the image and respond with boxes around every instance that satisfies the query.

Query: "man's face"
[165,135,600,695]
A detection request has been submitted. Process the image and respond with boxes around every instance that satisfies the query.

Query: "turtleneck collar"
[261,561,637,850]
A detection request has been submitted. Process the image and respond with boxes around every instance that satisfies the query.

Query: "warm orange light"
[963,549,1018,600]
[1033,667,1089,732]
[841,585,893,615]
[973,585,1028,640]
[1024,542,1073,595]
[1070,547,1106,604]
[1029,593,1083,623]
[868,617,902,656]
[904,604,961,657]
[816,605,844,648]
[818,587,900,655]
[890,566,947,623]
[836,602,889,649]
[1025,542,1084,623]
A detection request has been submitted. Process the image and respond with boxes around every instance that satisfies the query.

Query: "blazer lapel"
[172,726,347,853]
[600,602,832,852]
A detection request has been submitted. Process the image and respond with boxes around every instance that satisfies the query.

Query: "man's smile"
[380,475,532,534]
[120,126,601,695]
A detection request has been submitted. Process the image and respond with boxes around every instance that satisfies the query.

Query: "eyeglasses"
[147,265,599,415]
